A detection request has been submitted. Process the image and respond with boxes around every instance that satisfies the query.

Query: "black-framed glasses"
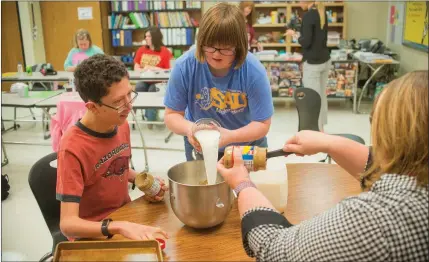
[100,90,138,113]
[202,46,236,56]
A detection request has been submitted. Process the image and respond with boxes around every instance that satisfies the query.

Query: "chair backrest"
[293,87,321,132]
[28,153,62,235]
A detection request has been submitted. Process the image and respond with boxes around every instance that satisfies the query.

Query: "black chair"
[28,153,67,261]
[294,87,365,163]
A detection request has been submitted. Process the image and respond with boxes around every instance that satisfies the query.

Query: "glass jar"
[135,172,162,198]
[224,146,267,172]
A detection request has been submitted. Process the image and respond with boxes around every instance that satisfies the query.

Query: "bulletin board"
[402,1,429,52]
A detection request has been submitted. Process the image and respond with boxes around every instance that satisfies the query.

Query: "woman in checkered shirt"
[217,70,428,261]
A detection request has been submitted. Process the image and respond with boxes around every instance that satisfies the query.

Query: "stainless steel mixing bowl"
[168,160,234,229]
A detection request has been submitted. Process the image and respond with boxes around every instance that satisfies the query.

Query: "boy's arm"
[60,202,122,238]
[60,202,168,240]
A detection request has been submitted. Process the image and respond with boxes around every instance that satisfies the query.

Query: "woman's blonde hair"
[316,2,325,29]
[196,3,248,69]
[362,71,428,190]
[74,29,92,48]
[238,1,256,26]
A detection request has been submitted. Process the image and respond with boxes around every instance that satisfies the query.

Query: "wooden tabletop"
[109,163,361,261]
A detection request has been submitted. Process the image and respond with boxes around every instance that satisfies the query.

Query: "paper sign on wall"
[78,7,93,20]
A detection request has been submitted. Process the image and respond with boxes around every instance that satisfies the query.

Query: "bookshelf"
[250,1,347,53]
[252,2,351,98]
[102,1,202,68]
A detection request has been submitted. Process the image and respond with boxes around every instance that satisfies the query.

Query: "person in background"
[134,27,173,127]
[57,54,169,241]
[286,1,330,131]
[217,71,428,261]
[64,29,104,72]
[239,1,262,52]
[163,3,273,161]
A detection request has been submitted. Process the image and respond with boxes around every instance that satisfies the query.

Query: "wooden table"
[109,163,361,261]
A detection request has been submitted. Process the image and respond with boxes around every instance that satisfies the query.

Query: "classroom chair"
[293,87,365,163]
[28,152,67,261]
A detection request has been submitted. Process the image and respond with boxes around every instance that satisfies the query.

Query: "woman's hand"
[283,130,333,156]
[256,42,263,52]
[66,66,77,72]
[143,177,169,203]
[113,221,169,240]
[285,29,296,37]
[217,147,250,189]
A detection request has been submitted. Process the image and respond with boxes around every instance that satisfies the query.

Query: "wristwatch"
[101,218,114,239]
[233,181,257,198]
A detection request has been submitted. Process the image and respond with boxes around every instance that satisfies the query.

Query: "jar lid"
[156,238,166,250]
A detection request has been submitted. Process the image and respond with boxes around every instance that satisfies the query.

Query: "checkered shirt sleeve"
[241,174,429,262]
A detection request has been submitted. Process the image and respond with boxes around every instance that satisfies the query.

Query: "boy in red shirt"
[56,54,168,240]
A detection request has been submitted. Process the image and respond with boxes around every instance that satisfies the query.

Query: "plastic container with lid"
[250,168,288,213]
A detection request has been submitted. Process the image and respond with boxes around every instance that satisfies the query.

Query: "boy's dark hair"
[74,54,129,103]
[146,27,164,52]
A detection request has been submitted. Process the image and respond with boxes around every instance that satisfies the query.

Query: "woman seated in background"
[134,27,173,126]
[64,29,104,72]
[217,70,428,261]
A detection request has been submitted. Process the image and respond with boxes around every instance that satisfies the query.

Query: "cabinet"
[251,2,347,53]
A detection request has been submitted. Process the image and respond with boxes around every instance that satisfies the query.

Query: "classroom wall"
[18,1,46,66]
[346,1,389,41]
[385,1,428,74]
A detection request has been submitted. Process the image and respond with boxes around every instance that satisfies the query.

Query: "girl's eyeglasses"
[99,91,138,114]
[202,46,235,56]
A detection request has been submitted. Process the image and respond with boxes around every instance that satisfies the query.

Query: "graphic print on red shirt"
[56,121,132,222]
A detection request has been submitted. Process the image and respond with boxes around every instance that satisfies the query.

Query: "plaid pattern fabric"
[242,174,429,262]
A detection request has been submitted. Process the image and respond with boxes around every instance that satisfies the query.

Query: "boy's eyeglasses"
[100,91,138,114]
[203,46,235,56]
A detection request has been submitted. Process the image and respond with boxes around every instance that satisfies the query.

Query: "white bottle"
[17,63,24,77]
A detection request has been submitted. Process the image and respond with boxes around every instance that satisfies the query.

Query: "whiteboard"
[402,2,428,52]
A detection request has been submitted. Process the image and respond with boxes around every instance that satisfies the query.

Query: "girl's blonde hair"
[315,2,326,29]
[74,29,92,48]
[362,71,428,190]
[238,1,256,26]
[196,3,248,69]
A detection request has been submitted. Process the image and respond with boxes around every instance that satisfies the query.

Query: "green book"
[129,13,140,29]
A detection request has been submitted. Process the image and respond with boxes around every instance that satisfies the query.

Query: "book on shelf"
[108,13,151,29]
[109,12,197,29]
[111,1,200,12]
[153,12,196,27]
[161,28,196,46]
[111,28,196,47]
[111,30,133,47]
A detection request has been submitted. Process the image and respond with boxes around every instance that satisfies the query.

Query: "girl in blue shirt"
[163,3,274,161]
[64,29,104,72]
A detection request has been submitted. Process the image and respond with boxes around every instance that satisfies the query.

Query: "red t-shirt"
[56,121,131,222]
[134,46,173,69]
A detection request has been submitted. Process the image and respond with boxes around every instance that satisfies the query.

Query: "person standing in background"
[286,1,330,131]
[64,29,104,72]
[239,2,262,52]
[134,27,173,127]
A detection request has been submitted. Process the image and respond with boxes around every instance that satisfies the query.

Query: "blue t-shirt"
[164,48,274,146]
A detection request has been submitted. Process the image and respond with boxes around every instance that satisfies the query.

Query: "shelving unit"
[101,1,202,68]
[251,2,350,98]
[251,1,347,53]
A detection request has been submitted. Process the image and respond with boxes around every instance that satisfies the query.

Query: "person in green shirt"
[64,29,104,72]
